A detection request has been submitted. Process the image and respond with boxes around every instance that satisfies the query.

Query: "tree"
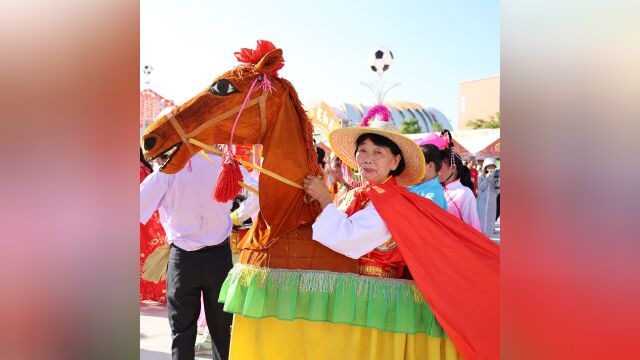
[399,118,421,134]
[466,112,500,129]
[431,121,443,132]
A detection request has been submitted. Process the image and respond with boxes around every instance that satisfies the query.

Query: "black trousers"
[166,242,233,360]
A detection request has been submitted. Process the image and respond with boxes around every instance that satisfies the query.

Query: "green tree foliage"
[431,121,443,132]
[466,112,500,129]
[399,118,421,134]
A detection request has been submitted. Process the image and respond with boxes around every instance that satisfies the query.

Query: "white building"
[306,101,453,133]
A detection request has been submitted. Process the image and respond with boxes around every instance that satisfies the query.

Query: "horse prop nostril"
[144,137,157,151]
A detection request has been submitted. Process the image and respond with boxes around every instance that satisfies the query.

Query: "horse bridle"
[166,83,270,158]
[163,80,313,201]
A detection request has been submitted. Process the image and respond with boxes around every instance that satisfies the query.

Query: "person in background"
[327,154,348,195]
[467,156,479,197]
[407,142,448,211]
[314,139,330,187]
[438,131,482,232]
[139,148,168,303]
[477,157,500,236]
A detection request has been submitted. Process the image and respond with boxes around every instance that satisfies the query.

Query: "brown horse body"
[142,48,356,273]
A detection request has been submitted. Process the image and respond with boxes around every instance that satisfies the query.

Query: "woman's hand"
[303,175,333,209]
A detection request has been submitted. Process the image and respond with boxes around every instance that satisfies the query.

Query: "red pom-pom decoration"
[213,156,244,202]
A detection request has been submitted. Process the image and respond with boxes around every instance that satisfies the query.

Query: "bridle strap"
[257,90,268,144]
[167,111,197,157]
[168,76,271,151]
[183,94,264,139]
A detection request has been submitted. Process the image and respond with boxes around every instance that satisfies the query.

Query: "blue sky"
[141,0,499,127]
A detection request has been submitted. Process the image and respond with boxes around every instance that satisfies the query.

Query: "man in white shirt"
[140,152,258,360]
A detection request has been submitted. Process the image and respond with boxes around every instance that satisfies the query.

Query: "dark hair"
[439,130,474,191]
[316,146,326,166]
[330,155,342,168]
[355,133,405,176]
[140,147,153,172]
[421,144,442,172]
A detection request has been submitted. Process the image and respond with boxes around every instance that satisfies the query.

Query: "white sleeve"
[234,168,260,222]
[461,191,482,232]
[312,202,390,259]
[139,171,170,224]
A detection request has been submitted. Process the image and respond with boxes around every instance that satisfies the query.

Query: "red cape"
[365,179,500,360]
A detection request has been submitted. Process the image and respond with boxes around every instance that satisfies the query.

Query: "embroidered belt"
[358,265,401,279]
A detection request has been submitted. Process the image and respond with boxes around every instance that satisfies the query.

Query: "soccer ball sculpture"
[367,46,394,74]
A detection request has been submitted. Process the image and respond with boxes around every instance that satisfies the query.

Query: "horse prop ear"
[254,48,283,76]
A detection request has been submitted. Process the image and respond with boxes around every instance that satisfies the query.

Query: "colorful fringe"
[218,263,447,336]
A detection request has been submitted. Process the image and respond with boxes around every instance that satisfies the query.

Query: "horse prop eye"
[210,79,239,96]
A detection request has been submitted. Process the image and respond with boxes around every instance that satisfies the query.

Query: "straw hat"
[328,106,425,186]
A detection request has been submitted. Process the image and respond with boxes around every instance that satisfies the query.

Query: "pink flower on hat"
[359,105,391,126]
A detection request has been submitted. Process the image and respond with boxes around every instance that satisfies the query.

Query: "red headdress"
[234,40,284,77]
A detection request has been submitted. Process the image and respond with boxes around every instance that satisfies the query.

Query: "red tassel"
[213,156,244,202]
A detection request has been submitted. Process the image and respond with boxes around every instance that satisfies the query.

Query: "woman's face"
[355,138,400,185]
[329,158,344,182]
[438,158,455,183]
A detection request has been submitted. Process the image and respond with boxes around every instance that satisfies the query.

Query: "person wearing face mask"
[437,131,482,232]
[477,157,500,236]
[302,106,499,360]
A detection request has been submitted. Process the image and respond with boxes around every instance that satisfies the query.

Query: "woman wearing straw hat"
[303,105,500,360]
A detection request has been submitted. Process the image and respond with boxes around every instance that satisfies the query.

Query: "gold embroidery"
[359,265,400,279]
[375,238,397,251]
[337,189,356,211]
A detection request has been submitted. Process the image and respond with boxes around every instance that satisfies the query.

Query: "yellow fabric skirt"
[230,315,461,360]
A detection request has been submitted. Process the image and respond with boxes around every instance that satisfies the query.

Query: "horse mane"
[279,78,322,215]
[230,59,358,271]
[280,78,322,177]
[228,67,319,170]
[228,65,322,214]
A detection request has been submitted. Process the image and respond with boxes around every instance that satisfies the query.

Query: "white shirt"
[233,186,260,224]
[312,202,390,259]
[140,153,259,251]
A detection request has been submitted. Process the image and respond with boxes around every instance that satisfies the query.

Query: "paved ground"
[140,220,500,359]
[491,217,501,243]
[140,302,212,360]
